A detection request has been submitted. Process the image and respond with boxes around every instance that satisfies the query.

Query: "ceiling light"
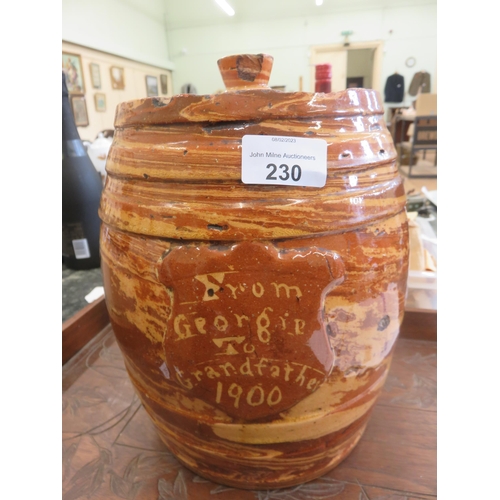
[316,0,324,5]
[215,0,235,16]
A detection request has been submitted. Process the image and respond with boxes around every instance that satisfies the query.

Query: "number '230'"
[266,163,302,182]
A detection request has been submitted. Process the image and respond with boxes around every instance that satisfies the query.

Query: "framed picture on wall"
[146,76,158,97]
[110,66,125,89]
[94,93,106,112]
[70,95,89,127]
[89,63,101,89]
[160,74,168,94]
[62,52,85,94]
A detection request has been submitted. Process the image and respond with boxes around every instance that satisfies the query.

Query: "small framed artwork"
[94,93,106,112]
[110,66,125,89]
[146,75,158,97]
[89,63,101,89]
[62,52,85,94]
[70,95,89,127]
[160,74,169,94]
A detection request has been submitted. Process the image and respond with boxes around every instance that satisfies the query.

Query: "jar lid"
[114,54,383,127]
[103,54,401,242]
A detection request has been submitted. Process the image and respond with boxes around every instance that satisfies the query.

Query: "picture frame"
[110,66,125,89]
[70,95,89,127]
[89,63,101,89]
[160,74,168,94]
[94,93,106,112]
[146,75,158,97]
[62,52,85,94]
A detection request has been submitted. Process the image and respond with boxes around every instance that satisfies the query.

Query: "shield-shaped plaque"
[157,241,344,420]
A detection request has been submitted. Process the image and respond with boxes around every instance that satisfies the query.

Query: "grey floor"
[62,263,103,322]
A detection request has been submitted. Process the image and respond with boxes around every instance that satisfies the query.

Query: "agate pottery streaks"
[99,53,409,490]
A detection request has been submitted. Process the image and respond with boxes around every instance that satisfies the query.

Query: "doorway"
[347,48,374,88]
[309,41,383,93]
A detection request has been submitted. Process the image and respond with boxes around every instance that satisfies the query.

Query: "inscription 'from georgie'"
[157,241,345,420]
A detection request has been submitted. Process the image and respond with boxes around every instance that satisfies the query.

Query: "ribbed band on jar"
[100,88,404,240]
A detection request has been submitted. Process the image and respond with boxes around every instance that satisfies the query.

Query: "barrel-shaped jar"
[99,54,408,490]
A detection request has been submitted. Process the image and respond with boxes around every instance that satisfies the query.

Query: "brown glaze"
[99,54,408,490]
[157,241,344,421]
[218,54,274,89]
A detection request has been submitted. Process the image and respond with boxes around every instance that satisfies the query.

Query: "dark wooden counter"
[63,306,436,499]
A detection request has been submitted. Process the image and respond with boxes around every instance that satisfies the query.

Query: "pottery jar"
[99,54,408,490]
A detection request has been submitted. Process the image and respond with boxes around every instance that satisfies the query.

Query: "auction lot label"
[241,135,327,188]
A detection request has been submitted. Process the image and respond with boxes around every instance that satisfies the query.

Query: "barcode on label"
[72,239,91,259]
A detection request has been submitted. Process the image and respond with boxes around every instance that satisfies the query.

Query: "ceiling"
[124,0,436,31]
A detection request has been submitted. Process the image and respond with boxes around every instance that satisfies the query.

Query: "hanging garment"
[384,73,405,102]
[409,71,431,96]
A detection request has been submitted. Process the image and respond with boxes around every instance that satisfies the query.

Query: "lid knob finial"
[217,54,273,90]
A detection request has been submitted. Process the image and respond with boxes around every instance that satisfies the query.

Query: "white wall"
[62,0,174,70]
[62,0,436,101]
[167,3,436,101]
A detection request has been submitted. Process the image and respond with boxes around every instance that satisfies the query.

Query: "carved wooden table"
[62,299,436,500]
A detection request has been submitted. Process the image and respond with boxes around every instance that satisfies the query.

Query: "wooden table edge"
[62,295,109,365]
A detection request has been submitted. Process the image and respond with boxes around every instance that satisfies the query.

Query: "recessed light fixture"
[316,0,324,5]
[215,0,235,16]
